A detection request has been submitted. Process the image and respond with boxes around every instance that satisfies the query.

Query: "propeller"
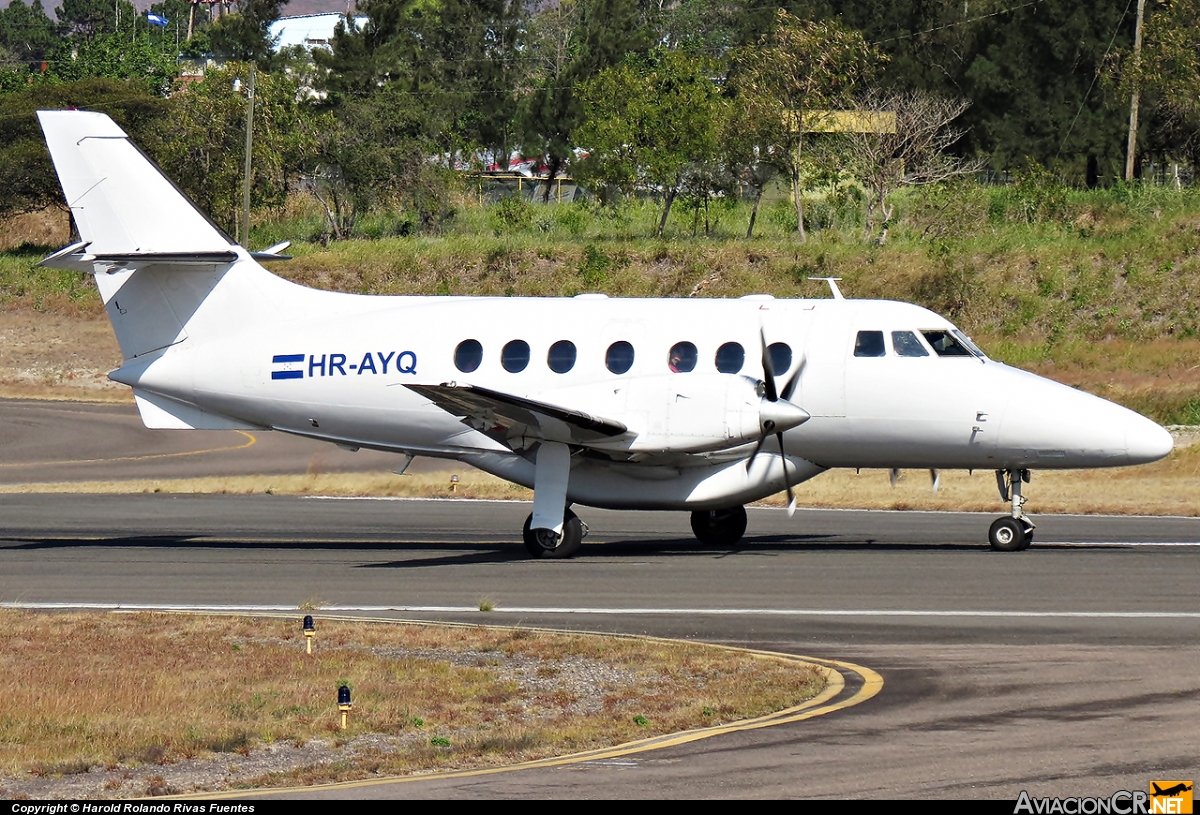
[745,330,808,517]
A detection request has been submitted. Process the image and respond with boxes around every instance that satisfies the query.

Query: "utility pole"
[1125,0,1146,182]
[241,64,256,247]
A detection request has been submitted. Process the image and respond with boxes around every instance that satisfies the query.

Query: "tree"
[308,85,448,239]
[155,65,320,235]
[1116,0,1200,167]
[841,90,983,243]
[55,0,136,39]
[208,0,287,65]
[0,79,169,218]
[810,0,1135,180]
[575,50,726,236]
[522,0,649,199]
[48,32,179,95]
[730,10,878,241]
[0,0,56,63]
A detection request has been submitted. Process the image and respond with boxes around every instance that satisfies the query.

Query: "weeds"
[0,612,824,794]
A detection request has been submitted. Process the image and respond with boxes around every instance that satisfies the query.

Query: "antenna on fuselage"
[808,277,844,299]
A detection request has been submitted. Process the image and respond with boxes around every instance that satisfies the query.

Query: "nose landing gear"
[989,469,1035,551]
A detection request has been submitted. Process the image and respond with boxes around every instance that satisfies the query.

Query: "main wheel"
[690,506,748,547]
[522,509,584,559]
[988,516,1027,552]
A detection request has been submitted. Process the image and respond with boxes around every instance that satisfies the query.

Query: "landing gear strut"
[523,508,585,559]
[691,505,748,547]
[989,469,1035,551]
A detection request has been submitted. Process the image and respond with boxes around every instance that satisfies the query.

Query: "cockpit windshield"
[921,329,985,358]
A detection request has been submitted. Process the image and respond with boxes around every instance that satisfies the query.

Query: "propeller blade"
[930,469,940,492]
[780,354,805,402]
[778,431,796,516]
[889,468,901,487]
[760,327,778,402]
[744,435,767,472]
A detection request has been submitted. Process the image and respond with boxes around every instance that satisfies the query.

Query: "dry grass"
[0,470,533,500]
[2,443,1198,517]
[0,208,70,253]
[0,611,824,795]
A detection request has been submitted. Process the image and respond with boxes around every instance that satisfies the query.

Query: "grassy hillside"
[4,181,1200,423]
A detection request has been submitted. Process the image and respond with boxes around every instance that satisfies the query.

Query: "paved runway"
[2,493,1198,799]
[0,399,1197,799]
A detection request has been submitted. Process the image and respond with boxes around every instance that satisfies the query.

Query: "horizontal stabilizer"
[133,389,261,430]
[407,383,629,447]
[37,110,236,257]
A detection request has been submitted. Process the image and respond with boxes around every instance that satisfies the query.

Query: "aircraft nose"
[760,399,810,435]
[1125,414,1174,464]
[995,368,1174,467]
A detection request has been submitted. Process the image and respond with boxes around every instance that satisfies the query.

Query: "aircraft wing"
[406,383,630,448]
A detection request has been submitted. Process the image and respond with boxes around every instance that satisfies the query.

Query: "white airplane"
[36,110,1174,557]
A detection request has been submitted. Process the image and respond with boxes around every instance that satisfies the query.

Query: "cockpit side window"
[921,330,975,357]
[952,329,987,358]
[891,331,929,357]
[853,330,886,357]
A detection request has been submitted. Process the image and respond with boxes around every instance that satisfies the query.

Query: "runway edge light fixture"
[338,684,353,730]
[303,615,315,654]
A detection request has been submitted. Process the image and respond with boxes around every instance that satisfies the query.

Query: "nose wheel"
[990,469,1035,551]
[988,516,1034,551]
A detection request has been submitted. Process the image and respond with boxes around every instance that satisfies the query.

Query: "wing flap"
[407,383,629,447]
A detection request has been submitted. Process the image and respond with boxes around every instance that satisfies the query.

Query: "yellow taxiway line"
[180,614,883,799]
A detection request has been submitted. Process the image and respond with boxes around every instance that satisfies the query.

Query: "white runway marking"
[4,603,1199,618]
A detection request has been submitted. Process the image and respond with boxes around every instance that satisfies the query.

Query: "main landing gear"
[989,469,1035,551]
[691,505,748,546]
[523,508,585,559]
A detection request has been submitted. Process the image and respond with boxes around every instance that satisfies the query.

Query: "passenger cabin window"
[668,341,698,373]
[715,342,745,374]
[547,340,577,374]
[767,342,792,375]
[854,330,886,357]
[606,341,634,374]
[501,339,530,372]
[454,339,483,372]
[921,330,975,357]
[891,331,929,357]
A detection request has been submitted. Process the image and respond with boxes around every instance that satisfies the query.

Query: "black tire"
[1017,519,1035,550]
[690,506,748,547]
[988,516,1027,552]
[522,509,584,559]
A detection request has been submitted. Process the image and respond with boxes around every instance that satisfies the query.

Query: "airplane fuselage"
[108,261,1172,511]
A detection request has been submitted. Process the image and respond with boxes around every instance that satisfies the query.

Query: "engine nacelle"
[538,374,808,455]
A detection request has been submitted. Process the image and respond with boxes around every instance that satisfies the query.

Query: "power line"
[1055,0,1134,160]
[872,1,1042,45]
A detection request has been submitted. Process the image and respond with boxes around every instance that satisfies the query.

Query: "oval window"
[606,341,634,374]
[547,340,577,373]
[767,342,792,375]
[454,339,483,373]
[501,339,530,373]
[715,342,745,374]
[668,341,698,373]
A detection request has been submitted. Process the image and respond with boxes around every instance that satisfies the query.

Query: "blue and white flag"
[146,12,168,27]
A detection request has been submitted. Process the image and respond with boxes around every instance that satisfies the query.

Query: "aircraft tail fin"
[35,109,307,364]
[36,110,236,259]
